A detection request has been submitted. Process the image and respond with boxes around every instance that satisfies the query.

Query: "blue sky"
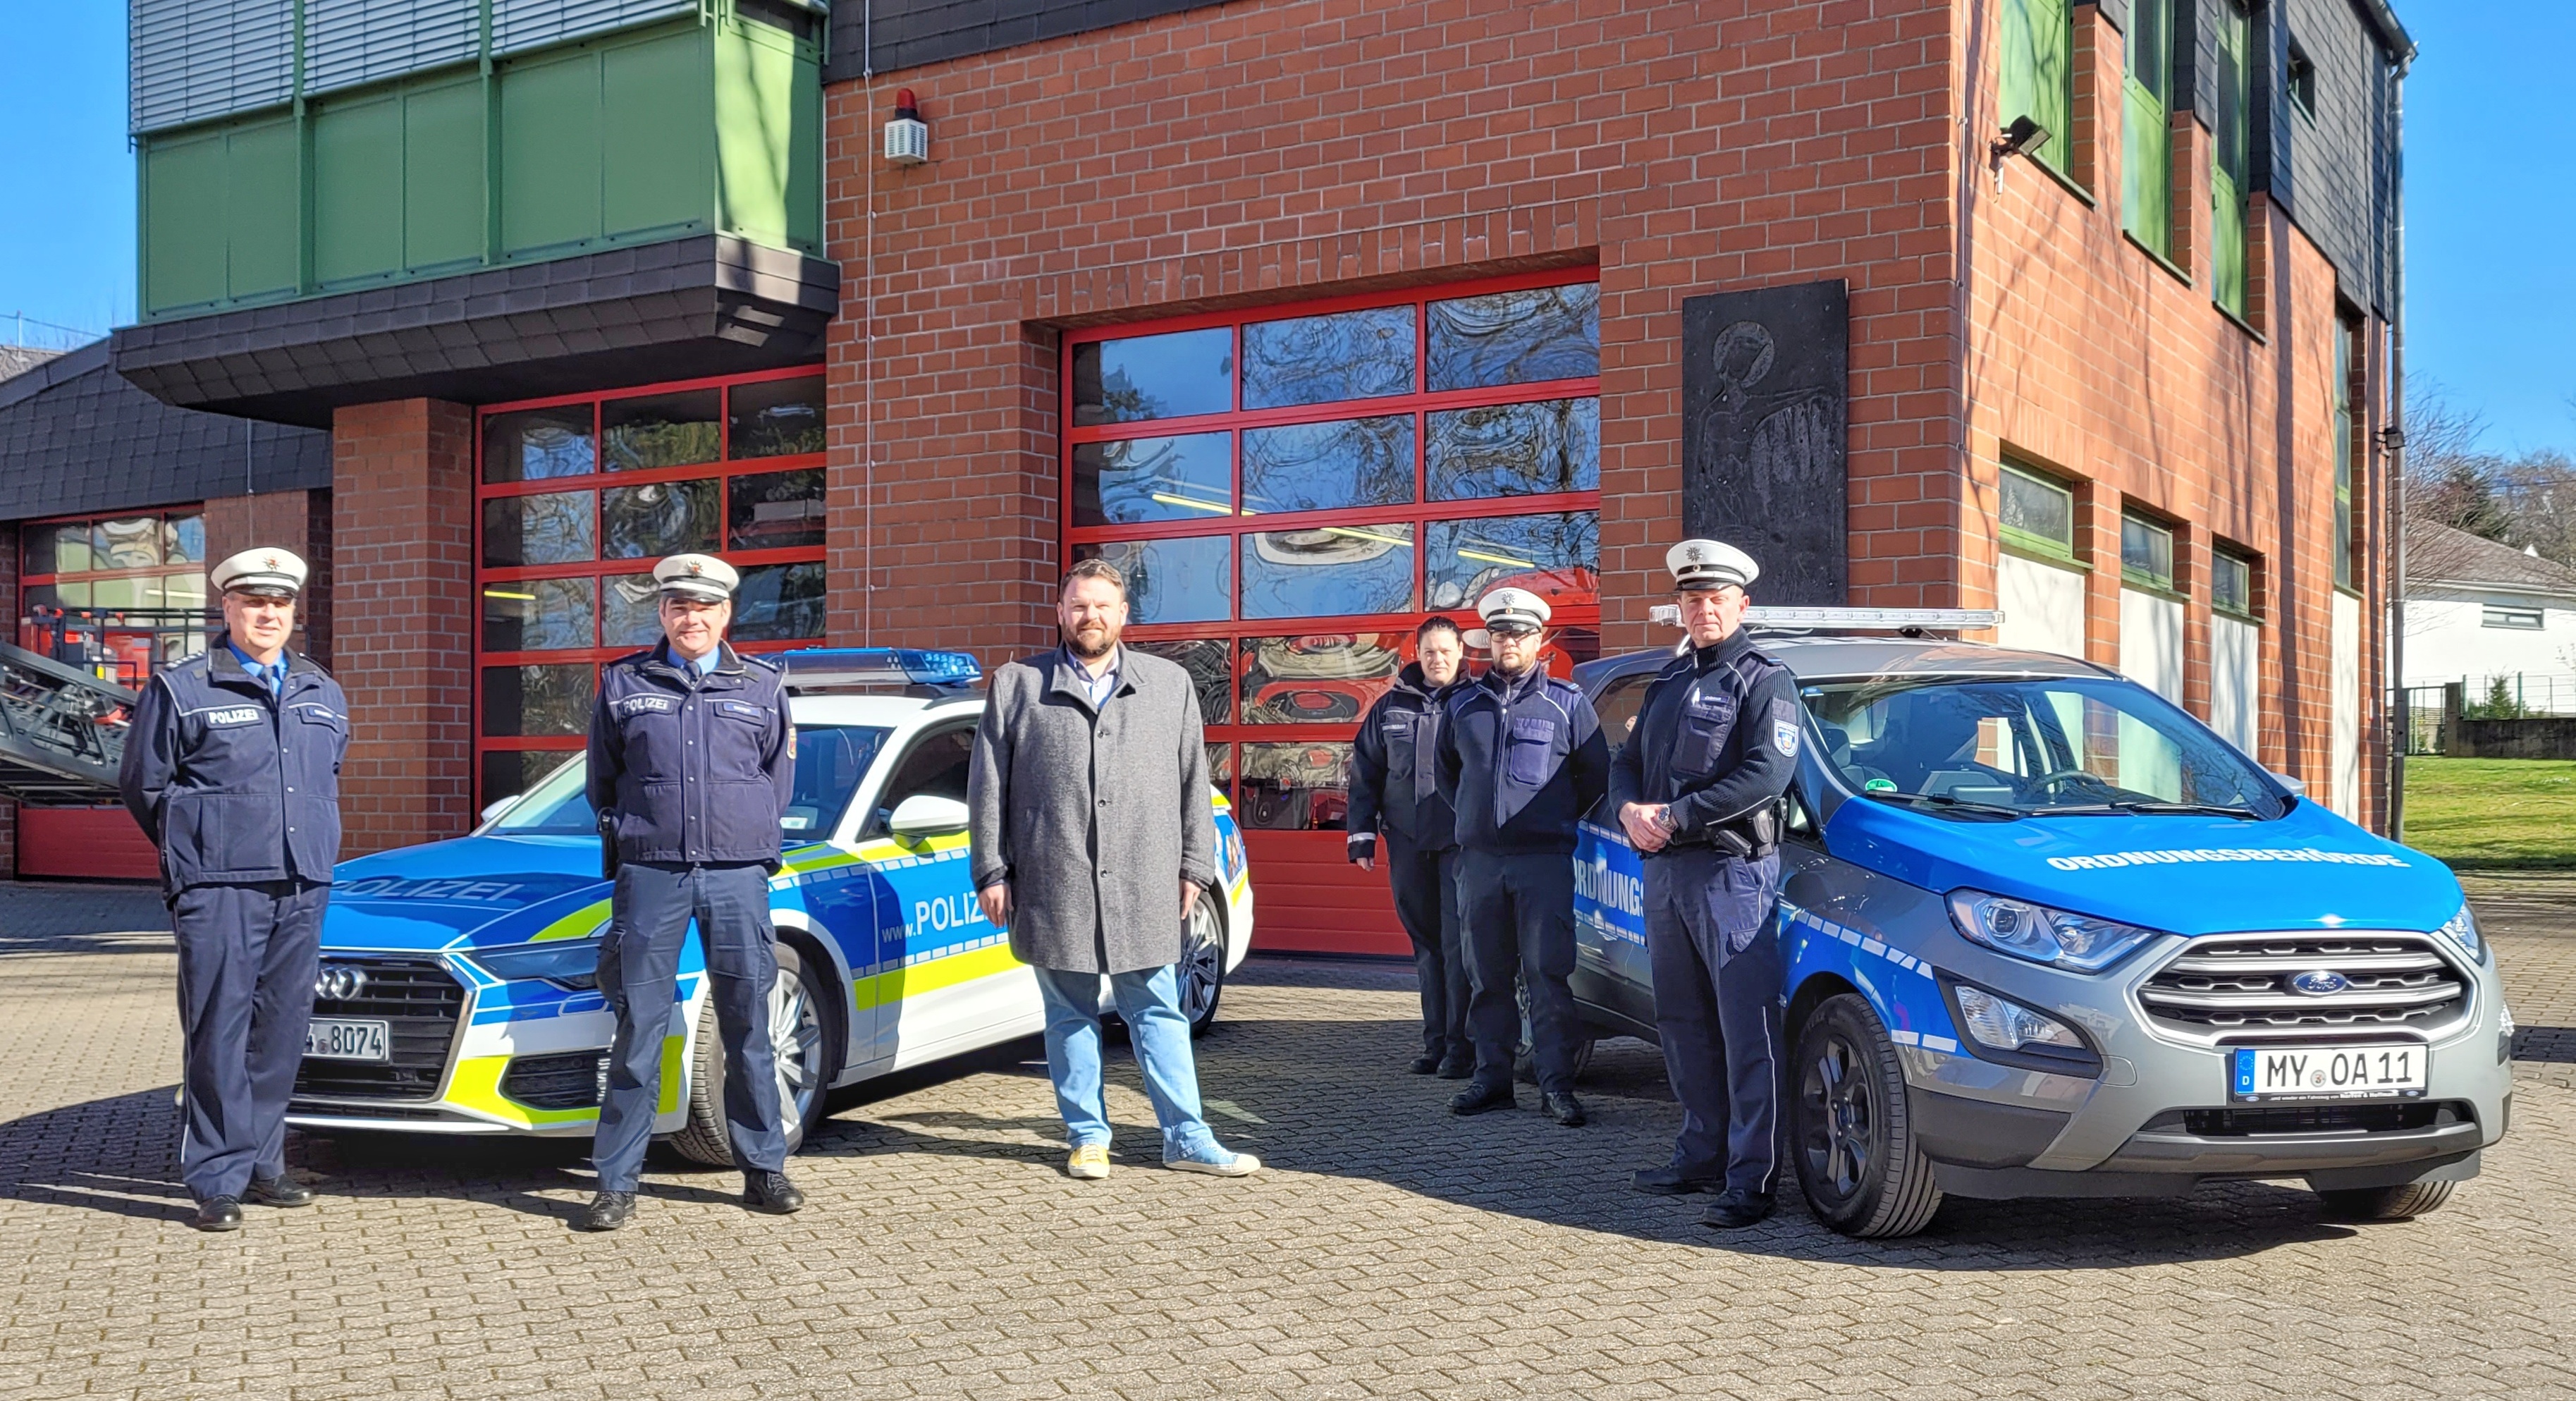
[0,3,2565,451]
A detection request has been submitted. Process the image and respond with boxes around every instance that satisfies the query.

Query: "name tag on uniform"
[1381,716,1409,735]
[716,699,766,721]
[1687,691,1729,716]
[1510,716,1554,742]
[292,704,342,723]
[206,706,262,726]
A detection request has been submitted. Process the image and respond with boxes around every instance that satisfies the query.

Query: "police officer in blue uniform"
[580,552,805,1232]
[1609,540,1801,1228]
[119,547,347,1232]
[1435,587,1610,1127]
[1348,616,1474,1077]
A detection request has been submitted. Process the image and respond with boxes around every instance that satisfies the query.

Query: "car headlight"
[2436,902,2483,960]
[1946,890,2162,972]
[1953,985,2085,1054]
[472,938,603,990]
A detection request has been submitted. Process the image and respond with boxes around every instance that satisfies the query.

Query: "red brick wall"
[1959,3,2390,821]
[329,400,474,857]
[823,0,1963,666]
[200,489,322,656]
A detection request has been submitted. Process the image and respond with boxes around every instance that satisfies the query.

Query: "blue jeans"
[1031,965,1218,1157]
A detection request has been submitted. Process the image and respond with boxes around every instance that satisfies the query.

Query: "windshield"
[1803,675,2286,819]
[486,725,893,840]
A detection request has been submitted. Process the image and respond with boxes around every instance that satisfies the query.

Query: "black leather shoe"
[245,1175,314,1208]
[1631,1165,1725,1197]
[1435,1053,1476,1080]
[193,1197,243,1232]
[1449,1080,1516,1115]
[1700,1190,1775,1230]
[1407,1053,1442,1075]
[580,1190,637,1232]
[744,1170,806,1214]
[1542,1091,1587,1127]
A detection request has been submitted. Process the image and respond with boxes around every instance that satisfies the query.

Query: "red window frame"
[16,506,212,688]
[473,365,828,809]
[1060,268,1605,808]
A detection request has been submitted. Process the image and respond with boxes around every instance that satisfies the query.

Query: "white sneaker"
[1065,1143,1110,1180]
[1164,1146,1261,1177]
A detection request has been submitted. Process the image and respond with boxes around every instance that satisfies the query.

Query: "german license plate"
[305,1018,389,1063]
[2231,1044,2427,1101]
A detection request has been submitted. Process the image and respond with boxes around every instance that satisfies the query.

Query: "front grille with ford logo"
[292,956,464,1102]
[2138,934,2467,1039]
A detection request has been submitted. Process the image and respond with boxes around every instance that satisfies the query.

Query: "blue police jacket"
[586,640,795,869]
[1607,629,1801,845]
[1347,663,1468,850]
[118,634,350,895]
[1434,664,1609,855]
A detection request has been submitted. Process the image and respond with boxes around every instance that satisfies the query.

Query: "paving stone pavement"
[0,877,2570,1400]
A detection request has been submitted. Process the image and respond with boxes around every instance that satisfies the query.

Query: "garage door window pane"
[728,468,826,551]
[165,515,206,564]
[1242,306,1415,409]
[482,663,594,737]
[1428,283,1600,391]
[731,561,826,641]
[1242,416,1413,515]
[1072,327,1233,427]
[161,572,207,611]
[94,518,163,570]
[603,479,720,559]
[1073,432,1234,527]
[1426,512,1599,611]
[601,573,663,648]
[1074,536,1232,624]
[1242,525,1414,620]
[1238,741,1351,831]
[602,389,721,471]
[483,491,596,568]
[482,577,597,651]
[1131,637,1234,726]
[1240,633,1404,725]
[728,376,827,460]
[1428,399,1598,502]
[484,405,595,483]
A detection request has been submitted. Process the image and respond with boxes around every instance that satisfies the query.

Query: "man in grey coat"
[967,558,1261,1182]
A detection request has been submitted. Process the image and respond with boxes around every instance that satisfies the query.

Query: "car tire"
[670,941,840,1168]
[1511,974,1597,1084]
[1792,992,1943,1239]
[1181,896,1227,1037]
[2316,1180,2455,1221]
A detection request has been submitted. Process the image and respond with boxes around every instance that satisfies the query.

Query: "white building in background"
[2404,519,2576,713]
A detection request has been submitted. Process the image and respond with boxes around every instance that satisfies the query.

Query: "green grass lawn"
[2400,757,2576,870]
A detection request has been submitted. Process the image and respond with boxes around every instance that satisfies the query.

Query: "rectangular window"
[2211,1,2254,319]
[2212,549,2257,620]
[2483,607,2544,631]
[2121,512,2176,592]
[2000,0,2074,175]
[1064,274,1602,825]
[2123,0,2174,259]
[2287,39,2318,120]
[17,508,213,687]
[474,367,828,809]
[1999,460,2078,560]
[2333,320,2358,592]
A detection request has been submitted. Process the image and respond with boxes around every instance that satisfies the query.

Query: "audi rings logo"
[2288,969,2351,997]
[314,965,369,1001]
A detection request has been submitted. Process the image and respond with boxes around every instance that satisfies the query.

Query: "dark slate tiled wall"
[0,344,330,522]
[2263,0,2400,317]
[825,0,1234,82]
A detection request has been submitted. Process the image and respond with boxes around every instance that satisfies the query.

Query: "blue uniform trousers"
[1385,833,1467,1061]
[1643,846,1786,1196]
[1458,847,1582,1094]
[591,862,787,1190]
[171,880,326,1202]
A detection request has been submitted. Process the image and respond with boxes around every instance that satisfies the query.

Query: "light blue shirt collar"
[1063,645,1121,709]
[226,641,287,696]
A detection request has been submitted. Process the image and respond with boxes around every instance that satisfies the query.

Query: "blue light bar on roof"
[777,647,982,690]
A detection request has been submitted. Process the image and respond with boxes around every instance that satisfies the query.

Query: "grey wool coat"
[967,647,1218,974]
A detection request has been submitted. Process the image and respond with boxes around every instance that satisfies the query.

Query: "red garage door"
[1061,273,1603,955]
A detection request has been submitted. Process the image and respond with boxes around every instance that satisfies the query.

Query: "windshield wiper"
[2043,801,2260,820]
[1861,790,2023,821]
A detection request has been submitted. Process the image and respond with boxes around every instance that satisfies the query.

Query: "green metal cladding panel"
[2122,78,2170,257]
[137,15,815,321]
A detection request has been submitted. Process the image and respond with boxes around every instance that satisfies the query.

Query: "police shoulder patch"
[1769,696,1801,757]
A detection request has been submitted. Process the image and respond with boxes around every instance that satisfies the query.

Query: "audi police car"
[1571,607,2512,1238]
[289,649,1254,1161]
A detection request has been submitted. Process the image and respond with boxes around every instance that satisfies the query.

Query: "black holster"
[596,812,621,881]
[1709,799,1782,860]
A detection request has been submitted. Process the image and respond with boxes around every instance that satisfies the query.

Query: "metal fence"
[2399,673,2576,754]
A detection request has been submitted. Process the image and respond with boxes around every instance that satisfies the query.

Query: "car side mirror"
[888,794,971,838]
[2268,771,2307,797]
[479,795,521,825]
